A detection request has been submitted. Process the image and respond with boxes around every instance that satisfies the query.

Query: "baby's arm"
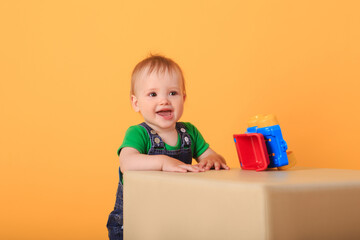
[119,147,204,173]
[196,148,230,171]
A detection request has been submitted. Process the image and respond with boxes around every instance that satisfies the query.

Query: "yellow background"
[1,0,359,239]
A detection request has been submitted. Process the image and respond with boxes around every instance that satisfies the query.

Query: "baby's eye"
[169,91,178,96]
[149,92,157,97]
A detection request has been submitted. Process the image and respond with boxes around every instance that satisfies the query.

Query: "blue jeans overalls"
[106,122,193,240]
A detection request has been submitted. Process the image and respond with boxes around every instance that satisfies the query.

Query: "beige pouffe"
[124,168,360,240]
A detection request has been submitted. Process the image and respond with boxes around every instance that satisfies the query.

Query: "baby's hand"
[161,156,204,173]
[196,149,230,171]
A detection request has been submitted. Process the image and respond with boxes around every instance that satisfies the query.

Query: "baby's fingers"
[205,161,213,170]
[179,164,201,172]
[187,164,204,172]
[172,166,188,173]
[214,162,221,170]
[193,164,205,171]
[196,161,206,169]
[221,162,230,170]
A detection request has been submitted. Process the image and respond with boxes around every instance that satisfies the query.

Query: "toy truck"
[233,114,295,171]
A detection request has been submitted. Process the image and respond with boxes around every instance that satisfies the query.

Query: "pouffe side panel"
[124,171,267,240]
[265,184,360,240]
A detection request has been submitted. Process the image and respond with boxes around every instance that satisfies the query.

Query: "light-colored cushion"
[124,168,360,240]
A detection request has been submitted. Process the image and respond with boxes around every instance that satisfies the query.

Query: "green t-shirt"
[117,122,209,159]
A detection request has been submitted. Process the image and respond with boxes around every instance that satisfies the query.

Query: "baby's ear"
[130,95,140,112]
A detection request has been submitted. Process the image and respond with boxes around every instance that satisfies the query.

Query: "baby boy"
[107,55,229,240]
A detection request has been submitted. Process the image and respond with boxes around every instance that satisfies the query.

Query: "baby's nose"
[159,96,170,104]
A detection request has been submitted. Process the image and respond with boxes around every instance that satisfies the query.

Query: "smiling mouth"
[156,109,174,119]
[156,110,172,117]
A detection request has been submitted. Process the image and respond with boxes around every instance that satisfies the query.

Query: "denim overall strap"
[175,122,192,164]
[139,122,165,150]
[140,122,193,164]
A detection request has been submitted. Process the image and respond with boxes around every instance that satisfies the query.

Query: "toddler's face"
[131,70,185,132]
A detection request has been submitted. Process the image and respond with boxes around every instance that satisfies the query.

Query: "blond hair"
[130,54,186,96]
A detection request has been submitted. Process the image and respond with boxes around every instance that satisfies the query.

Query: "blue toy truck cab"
[247,125,288,168]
